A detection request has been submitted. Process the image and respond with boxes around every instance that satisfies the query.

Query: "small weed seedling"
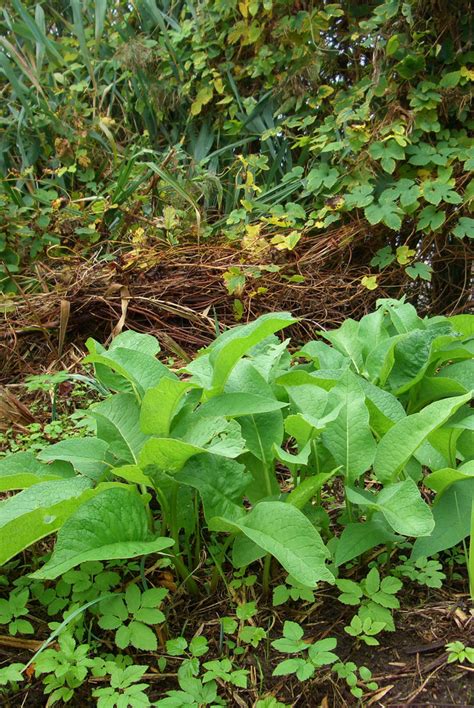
[446,641,474,664]
[0,589,34,635]
[166,634,210,678]
[98,585,168,651]
[34,633,95,704]
[156,674,225,707]
[272,575,315,606]
[337,567,402,640]
[332,661,378,700]
[202,658,249,689]
[272,621,339,681]
[394,555,446,589]
[92,663,151,707]
[0,663,24,689]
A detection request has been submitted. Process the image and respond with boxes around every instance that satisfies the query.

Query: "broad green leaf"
[283,383,328,418]
[437,360,474,391]
[413,376,467,411]
[112,464,154,487]
[239,412,283,466]
[335,519,400,567]
[284,414,314,447]
[378,298,423,334]
[374,393,472,483]
[321,372,376,483]
[412,479,474,559]
[365,333,407,385]
[199,392,287,417]
[0,452,74,491]
[0,478,97,565]
[286,470,339,509]
[276,369,343,391]
[210,501,333,587]
[296,340,347,369]
[273,442,312,468]
[90,394,149,463]
[32,487,174,579]
[347,479,433,537]
[37,438,110,479]
[140,379,195,436]
[425,461,474,495]
[387,329,441,394]
[108,330,160,356]
[139,421,246,471]
[375,480,434,536]
[448,315,474,338]
[321,318,364,373]
[232,533,266,568]
[359,378,405,436]
[206,312,296,394]
[84,347,174,397]
[176,455,249,523]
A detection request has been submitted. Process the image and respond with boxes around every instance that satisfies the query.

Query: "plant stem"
[262,464,274,497]
[344,487,353,523]
[169,484,198,595]
[262,554,272,597]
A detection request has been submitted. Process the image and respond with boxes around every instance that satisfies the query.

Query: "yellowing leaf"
[396,245,416,265]
[190,86,214,116]
[317,85,334,98]
[361,275,378,290]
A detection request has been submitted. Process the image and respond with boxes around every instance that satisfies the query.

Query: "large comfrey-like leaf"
[90,393,149,464]
[359,378,405,436]
[347,479,434,537]
[210,501,334,587]
[84,336,175,397]
[37,437,110,480]
[0,478,117,565]
[321,371,376,484]
[321,317,364,373]
[335,518,401,567]
[425,460,474,496]
[32,487,174,579]
[0,451,74,491]
[140,379,197,436]
[176,455,250,523]
[138,418,246,472]
[412,479,474,560]
[374,392,472,484]
[193,312,297,396]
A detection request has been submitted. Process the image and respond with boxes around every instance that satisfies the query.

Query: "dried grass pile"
[1,224,472,384]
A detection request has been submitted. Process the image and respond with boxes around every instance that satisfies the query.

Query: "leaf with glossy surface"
[0,478,96,564]
[0,452,74,491]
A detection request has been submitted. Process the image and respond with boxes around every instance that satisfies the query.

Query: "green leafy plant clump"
[0,297,472,597]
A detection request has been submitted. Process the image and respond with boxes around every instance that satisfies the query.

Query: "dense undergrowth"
[0,298,473,705]
[0,0,472,308]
